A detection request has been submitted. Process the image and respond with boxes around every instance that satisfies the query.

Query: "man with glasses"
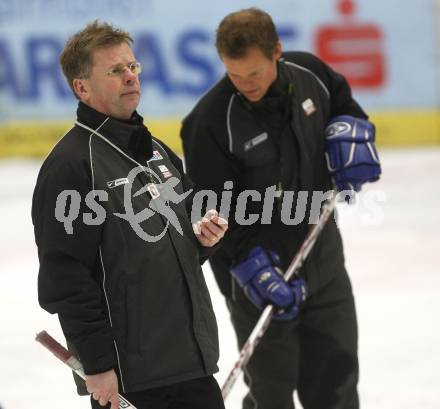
[32,21,227,409]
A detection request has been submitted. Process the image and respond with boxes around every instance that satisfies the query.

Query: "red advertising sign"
[315,0,386,89]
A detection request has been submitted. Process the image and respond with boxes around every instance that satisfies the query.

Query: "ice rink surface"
[0,147,439,409]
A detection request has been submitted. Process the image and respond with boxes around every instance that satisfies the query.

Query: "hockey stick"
[35,331,137,409]
[221,194,337,399]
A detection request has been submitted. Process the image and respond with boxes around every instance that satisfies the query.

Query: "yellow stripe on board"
[0,111,439,158]
[370,111,440,146]
[0,118,183,158]
[0,121,72,158]
[146,117,183,153]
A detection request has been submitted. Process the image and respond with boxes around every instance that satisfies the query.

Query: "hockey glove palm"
[325,115,381,201]
[230,246,307,320]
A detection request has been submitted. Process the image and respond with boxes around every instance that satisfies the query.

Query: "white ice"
[0,147,439,408]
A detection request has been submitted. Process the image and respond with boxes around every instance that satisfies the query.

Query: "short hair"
[60,20,133,98]
[215,8,279,59]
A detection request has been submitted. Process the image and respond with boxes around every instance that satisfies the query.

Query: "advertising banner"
[0,0,439,155]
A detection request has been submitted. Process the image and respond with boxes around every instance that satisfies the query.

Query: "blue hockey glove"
[230,246,308,320]
[325,115,381,201]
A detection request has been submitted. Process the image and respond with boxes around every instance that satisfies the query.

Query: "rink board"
[0,110,439,158]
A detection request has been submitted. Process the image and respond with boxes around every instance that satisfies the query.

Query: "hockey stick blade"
[36,331,137,409]
[221,195,337,399]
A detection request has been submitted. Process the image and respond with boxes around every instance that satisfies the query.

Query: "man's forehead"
[224,58,266,78]
[91,43,135,67]
[222,47,272,75]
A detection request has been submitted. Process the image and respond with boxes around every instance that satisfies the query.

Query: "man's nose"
[238,78,254,88]
[123,68,137,84]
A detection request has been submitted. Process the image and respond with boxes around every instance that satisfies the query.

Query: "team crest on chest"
[149,150,163,161]
[302,98,316,116]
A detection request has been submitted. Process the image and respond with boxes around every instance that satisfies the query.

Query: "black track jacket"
[32,102,219,394]
[181,52,368,297]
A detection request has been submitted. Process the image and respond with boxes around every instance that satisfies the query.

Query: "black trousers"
[90,375,225,409]
[228,270,359,409]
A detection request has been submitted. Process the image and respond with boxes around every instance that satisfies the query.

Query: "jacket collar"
[266,59,291,98]
[76,102,153,162]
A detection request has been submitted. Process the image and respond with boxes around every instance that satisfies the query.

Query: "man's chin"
[123,96,140,111]
[244,91,262,102]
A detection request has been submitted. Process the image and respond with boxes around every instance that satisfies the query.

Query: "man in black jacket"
[32,21,227,409]
[181,8,380,409]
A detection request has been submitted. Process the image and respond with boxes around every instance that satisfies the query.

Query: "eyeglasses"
[106,61,143,77]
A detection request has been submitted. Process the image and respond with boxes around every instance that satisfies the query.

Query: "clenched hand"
[193,209,228,247]
[86,369,119,409]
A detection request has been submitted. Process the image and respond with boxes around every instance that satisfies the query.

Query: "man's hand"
[193,209,228,247]
[86,369,119,409]
[230,246,308,320]
[325,115,381,202]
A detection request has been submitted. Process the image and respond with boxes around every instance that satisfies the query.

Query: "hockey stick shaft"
[221,195,337,399]
[35,331,137,409]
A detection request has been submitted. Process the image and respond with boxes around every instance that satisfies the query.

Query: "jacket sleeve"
[32,157,117,375]
[181,112,262,264]
[284,51,369,119]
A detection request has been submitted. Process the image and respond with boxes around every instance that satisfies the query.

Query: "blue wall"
[0,0,438,120]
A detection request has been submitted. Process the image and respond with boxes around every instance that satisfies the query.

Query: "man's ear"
[72,78,89,101]
[273,41,282,60]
